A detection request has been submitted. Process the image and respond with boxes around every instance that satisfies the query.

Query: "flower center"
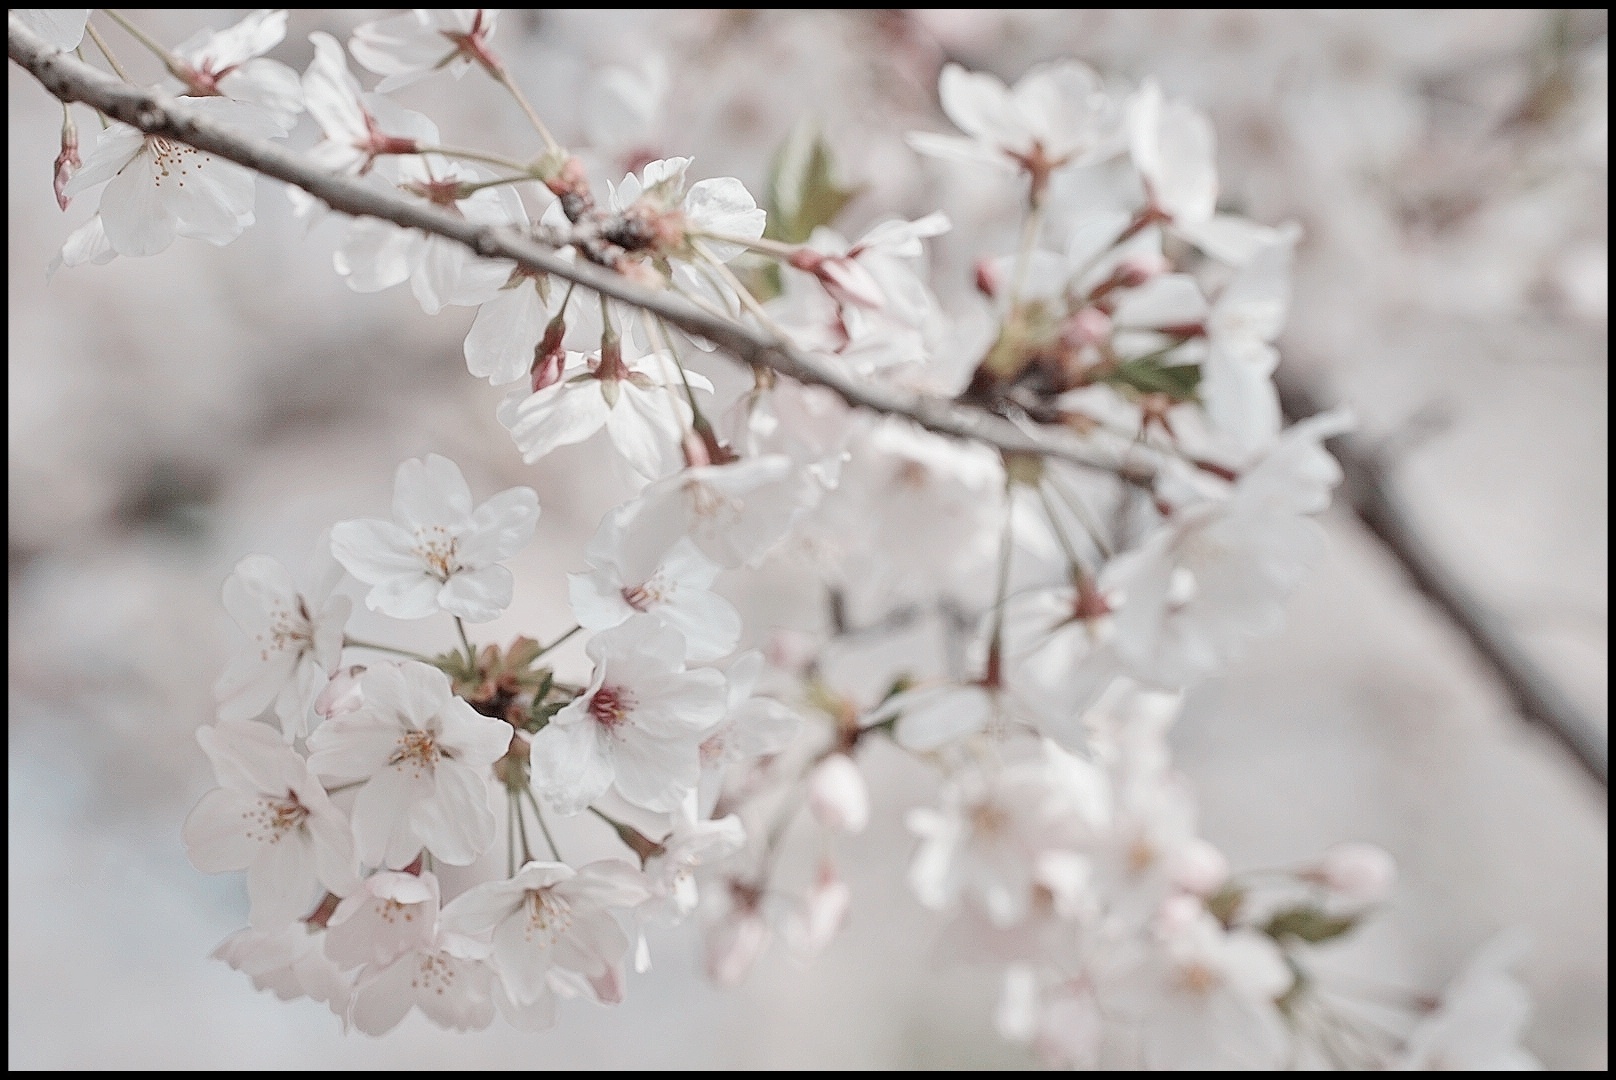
[147,136,205,190]
[412,525,462,580]
[258,598,315,661]
[589,685,635,729]
[245,789,310,844]
[522,887,573,947]
[1176,960,1221,996]
[620,579,665,612]
[389,730,442,777]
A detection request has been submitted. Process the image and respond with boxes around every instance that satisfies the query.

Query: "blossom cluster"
[19,8,1544,1067]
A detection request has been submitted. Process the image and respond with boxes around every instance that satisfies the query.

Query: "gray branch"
[8,18,1144,483]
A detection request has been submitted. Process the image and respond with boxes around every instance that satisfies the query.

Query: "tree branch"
[8,18,1148,485]
[1276,370,1608,790]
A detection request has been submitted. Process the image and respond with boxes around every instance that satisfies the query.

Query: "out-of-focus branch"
[8,20,1148,485]
[1276,370,1608,790]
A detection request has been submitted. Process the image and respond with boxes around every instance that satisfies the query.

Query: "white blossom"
[529,621,726,815]
[213,548,350,740]
[330,453,539,623]
[305,661,513,869]
[184,719,359,928]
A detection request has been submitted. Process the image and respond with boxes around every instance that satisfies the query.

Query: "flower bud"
[1170,838,1230,897]
[1059,307,1112,350]
[1115,252,1169,288]
[807,753,869,834]
[974,256,1002,299]
[1313,841,1396,904]
[314,664,366,720]
[531,314,567,393]
[53,113,80,212]
[786,859,851,955]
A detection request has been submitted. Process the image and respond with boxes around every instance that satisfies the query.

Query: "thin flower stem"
[1048,475,1115,560]
[653,316,708,422]
[694,242,788,336]
[99,9,186,81]
[512,785,536,864]
[692,230,799,260]
[415,144,532,174]
[455,616,476,666]
[1036,480,1092,584]
[506,789,519,877]
[342,636,432,661]
[1006,200,1045,314]
[533,625,582,660]
[522,784,563,863]
[82,23,131,83]
[491,66,561,157]
[985,473,1017,664]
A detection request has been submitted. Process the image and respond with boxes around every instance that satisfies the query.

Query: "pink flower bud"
[791,248,884,310]
[1314,842,1396,904]
[1170,839,1229,897]
[1060,307,1112,350]
[314,664,366,720]
[807,753,869,834]
[1116,252,1170,288]
[974,256,1002,299]
[786,859,851,955]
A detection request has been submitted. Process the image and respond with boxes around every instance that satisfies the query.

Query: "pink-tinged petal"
[416,953,495,1032]
[312,594,352,671]
[610,731,701,812]
[349,11,455,84]
[169,156,258,245]
[214,648,298,725]
[350,768,424,868]
[305,711,398,780]
[607,383,684,480]
[302,31,368,143]
[1175,213,1277,266]
[364,571,443,620]
[495,979,559,1031]
[392,454,474,529]
[272,658,327,740]
[654,589,742,663]
[305,809,361,897]
[410,763,497,865]
[491,910,559,1004]
[568,570,634,632]
[247,835,320,928]
[441,878,525,937]
[632,667,728,736]
[223,554,299,626]
[98,150,178,257]
[459,486,541,565]
[683,178,764,260]
[1110,273,1209,329]
[497,381,611,464]
[892,685,993,751]
[436,696,514,767]
[62,123,144,195]
[183,788,262,872]
[566,859,653,909]
[14,9,89,51]
[934,63,1010,141]
[197,720,304,794]
[530,717,616,816]
[393,658,454,719]
[548,907,629,978]
[349,954,418,1035]
[328,518,420,583]
[334,217,417,292]
[465,285,545,386]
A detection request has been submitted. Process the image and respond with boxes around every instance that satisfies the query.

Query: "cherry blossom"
[170,9,303,126]
[213,548,350,740]
[529,621,727,815]
[349,8,502,92]
[62,96,288,258]
[329,453,539,623]
[305,660,513,868]
[641,800,746,925]
[347,929,497,1035]
[183,719,359,928]
[441,859,649,1031]
[908,61,1124,200]
[301,30,438,180]
[324,870,442,971]
[567,500,741,662]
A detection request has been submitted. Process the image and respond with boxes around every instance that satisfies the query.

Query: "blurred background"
[8,9,1606,1068]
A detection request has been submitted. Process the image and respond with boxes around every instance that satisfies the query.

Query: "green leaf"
[765,118,862,245]
[1262,905,1361,945]
[1102,358,1202,402]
